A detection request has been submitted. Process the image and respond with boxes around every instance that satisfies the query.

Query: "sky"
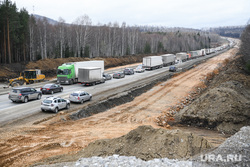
[12,0,250,29]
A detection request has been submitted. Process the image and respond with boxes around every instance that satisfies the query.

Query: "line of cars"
[113,68,136,79]
[8,83,92,113]
[8,66,141,113]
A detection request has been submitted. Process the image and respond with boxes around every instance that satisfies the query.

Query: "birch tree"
[57,17,65,58]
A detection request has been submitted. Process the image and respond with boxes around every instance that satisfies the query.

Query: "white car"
[41,96,70,113]
[69,91,92,103]
[135,66,145,73]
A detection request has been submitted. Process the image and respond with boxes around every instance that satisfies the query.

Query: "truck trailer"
[78,67,105,86]
[176,52,188,62]
[142,56,163,70]
[57,61,104,84]
[161,54,176,66]
[189,51,199,59]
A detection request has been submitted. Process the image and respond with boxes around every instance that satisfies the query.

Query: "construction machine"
[8,69,45,87]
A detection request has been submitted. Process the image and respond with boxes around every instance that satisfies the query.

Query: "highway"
[0,49,229,127]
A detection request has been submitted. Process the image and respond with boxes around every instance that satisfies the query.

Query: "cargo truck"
[176,52,188,62]
[57,61,104,84]
[161,54,176,66]
[201,49,206,56]
[142,56,163,70]
[189,51,199,59]
[78,67,105,86]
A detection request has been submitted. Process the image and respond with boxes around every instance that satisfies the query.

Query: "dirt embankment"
[168,56,250,134]
[78,125,211,161]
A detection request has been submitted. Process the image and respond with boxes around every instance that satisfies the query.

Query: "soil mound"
[178,57,250,134]
[179,81,250,134]
[79,125,212,161]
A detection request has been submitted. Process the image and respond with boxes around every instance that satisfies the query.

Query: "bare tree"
[73,15,92,57]
[57,17,66,58]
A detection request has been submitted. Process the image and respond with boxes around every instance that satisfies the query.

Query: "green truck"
[57,61,104,84]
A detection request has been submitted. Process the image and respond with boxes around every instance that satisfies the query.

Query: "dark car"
[124,68,134,75]
[113,72,125,79]
[9,87,42,103]
[40,83,63,94]
[169,66,177,72]
[103,73,112,80]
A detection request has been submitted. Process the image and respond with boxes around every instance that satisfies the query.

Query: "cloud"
[13,0,250,28]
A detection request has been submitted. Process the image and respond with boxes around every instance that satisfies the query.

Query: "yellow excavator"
[8,69,45,87]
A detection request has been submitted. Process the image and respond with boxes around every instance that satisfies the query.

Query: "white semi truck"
[176,52,188,63]
[161,54,176,66]
[142,56,163,70]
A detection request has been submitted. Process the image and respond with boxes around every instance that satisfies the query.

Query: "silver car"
[69,91,92,103]
[41,96,70,113]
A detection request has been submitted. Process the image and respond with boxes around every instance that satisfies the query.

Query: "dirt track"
[0,48,237,166]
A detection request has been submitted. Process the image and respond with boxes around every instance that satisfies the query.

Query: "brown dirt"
[176,56,250,134]
[77,125,212,160]
[0,48,238,166]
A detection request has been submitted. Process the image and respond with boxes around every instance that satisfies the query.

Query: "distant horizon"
[32,13,247,30]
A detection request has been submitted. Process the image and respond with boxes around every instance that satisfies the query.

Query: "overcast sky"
[13,0,250,28]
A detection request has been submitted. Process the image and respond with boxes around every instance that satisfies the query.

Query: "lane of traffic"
[0,49,229,125]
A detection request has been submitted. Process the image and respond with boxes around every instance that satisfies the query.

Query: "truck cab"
[57,64,75,84]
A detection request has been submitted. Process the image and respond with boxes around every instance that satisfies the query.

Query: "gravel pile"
[37,155,192,167]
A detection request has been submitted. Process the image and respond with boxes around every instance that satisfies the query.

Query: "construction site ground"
[0,47,248,166]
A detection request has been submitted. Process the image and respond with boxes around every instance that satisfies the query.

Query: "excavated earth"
[1,47,248,166]
[176,56,250,134]
[76,125,212,161]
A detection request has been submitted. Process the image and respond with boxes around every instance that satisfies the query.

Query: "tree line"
[239,24,250,72]
[209,26,245,38]
[0,0,221,64]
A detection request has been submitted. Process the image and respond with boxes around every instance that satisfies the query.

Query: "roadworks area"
[0,47,249,166]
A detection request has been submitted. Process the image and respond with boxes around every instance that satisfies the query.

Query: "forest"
[0,0,221,64]
[209,26,245,38]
